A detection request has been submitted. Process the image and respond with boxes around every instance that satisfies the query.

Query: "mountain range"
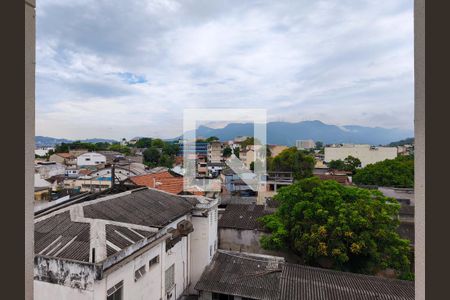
[190,120,413,146]
[35,136,117,148]
[36,120,413,147]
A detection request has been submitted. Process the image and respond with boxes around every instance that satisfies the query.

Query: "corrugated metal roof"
[34,188,193,262]
[218,204,270,231]
[195,251,282,300]
[35,211,91,262]
[83,189,195,228]
[195,251,414,300]
[279,263,414,300]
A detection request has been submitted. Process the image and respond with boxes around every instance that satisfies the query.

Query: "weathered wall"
[324,146,397,167]
[219,228,270,254]
[34,256,97,291]
[189,207,218,294]
[99,242,164,300]
[34,281,93,300]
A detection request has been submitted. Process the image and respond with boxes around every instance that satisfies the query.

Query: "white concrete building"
[207,141,223,163]
[324,144,398,167]
[35,162,66,179]
[34,188,219,300]
[296,139,316,150]
[35,147,54,157]
[76,152,107,167]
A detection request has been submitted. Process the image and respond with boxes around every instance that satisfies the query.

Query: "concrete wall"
[324,145,397,167]
[99,242,165,300]
[34,216,193,300]
[219,228,270,255]
[414,0,425,298]
[49,154,66,164]
[77,153,107,166]
[25,2,36,298]
[34,281,93,300]
[36,163,66,179]
[189,207,218,294]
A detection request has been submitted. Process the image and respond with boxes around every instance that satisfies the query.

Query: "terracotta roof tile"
[130,171,185,195]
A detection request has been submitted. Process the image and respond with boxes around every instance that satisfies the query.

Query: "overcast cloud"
[36,0,414,140]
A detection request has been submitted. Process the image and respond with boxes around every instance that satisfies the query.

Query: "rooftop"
[34,188,198,263]
[218,204,270,231]
[279,263,414,300]
[195,250,415,300]
[195,250,283,300]
[129,170,184,194]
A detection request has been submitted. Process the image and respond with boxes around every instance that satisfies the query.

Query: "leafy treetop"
[353,155,414,188]
[259,177,412,279]
[268,147,315,180]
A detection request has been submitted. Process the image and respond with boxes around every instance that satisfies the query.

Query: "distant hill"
[35,136,117,148]
[182,120,413,146]
[388,137,414,147]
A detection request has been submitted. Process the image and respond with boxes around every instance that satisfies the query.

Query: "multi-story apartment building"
[207,141,223,163]
[34,188,219,300]
[324,144,397,167]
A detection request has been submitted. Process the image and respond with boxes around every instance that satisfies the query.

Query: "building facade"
[34,188,219,300]
[76,152,107,167]
[324,144,397,167]
[296,139,316,150]
[207,141,223,163]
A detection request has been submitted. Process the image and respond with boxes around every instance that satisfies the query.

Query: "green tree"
[206,136,219,142]
[143,147,161,166]
[315,141,323,149]
[234,147,240,159]
[94,142,110,151]
[151,138,165,148]
[162,142,179,157]
[328,159,346,170]
[328,156,361,174]
[268,147,314,180]
[108,144,131,155]
[260,177,412,277]
[159,154,174,168]
[353,156,414,188]
[223,146,232,158]
[134,137,153,148]
[344,156,362,173]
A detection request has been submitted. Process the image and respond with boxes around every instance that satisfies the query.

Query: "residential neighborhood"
[31,1,417,299]
[33,135,415,299]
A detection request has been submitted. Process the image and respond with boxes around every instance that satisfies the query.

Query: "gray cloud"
[36,0,414,140]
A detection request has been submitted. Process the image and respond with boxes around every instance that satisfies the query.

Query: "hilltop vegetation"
[388,137,414,147]
[353,155,414,188]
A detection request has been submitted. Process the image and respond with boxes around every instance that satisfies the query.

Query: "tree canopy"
[268,147,315,180]
[233,147,240,159]
[205,136,220,142]
[259,177,412,278]
[353,155,414,188]
[388,138,414,147]
[328,156,361,174]
[54,141,130,155]
[140,139,179,168]
[223,146,232,158]
[134,137,153,148]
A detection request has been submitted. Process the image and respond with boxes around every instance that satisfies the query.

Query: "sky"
[36,0,414,140]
